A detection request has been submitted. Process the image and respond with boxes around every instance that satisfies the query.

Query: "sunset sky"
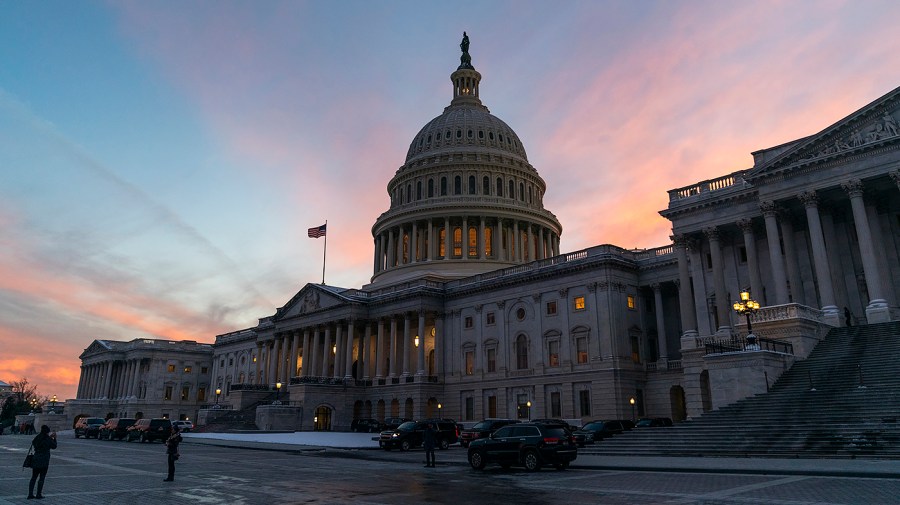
[3,0,900,401]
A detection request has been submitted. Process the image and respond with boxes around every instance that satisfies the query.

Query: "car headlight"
[392,433,399,438]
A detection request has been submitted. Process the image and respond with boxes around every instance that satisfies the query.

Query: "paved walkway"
[182,431,900,479]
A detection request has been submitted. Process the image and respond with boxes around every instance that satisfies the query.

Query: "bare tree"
[9,377,39,401]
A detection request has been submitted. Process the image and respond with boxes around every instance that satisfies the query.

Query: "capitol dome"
[370,34,562,284]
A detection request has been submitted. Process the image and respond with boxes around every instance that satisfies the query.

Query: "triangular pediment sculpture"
[747,85,900,178]
[275,284,344,320]
[79,339,112,358]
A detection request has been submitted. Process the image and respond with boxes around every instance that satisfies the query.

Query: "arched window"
[453,227,462,257]
[454,176,462,195]
[496,177,503,197]
[527,186,532,203]
[519,182,525,201]
[516,335,529,369]
[407,183,412,203]
[402,233,410,263]
[468,175,476,195]
[416,181,422,200]
[399,187,404,203]
[439,228,446,257]
[440,177,448,196]
[508,180,515,199]
[522,232,529,261]
[468,226,477,257]
[483,176,490,195]
[485,227,493,257]
[428,179,434,198]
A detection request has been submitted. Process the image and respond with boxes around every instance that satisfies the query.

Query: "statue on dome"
[459,31,473,69]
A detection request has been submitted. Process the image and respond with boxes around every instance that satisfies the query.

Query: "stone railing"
[750,303,824,324]
[668,170,749,202]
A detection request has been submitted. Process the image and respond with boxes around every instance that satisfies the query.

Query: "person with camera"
[27,425,57,499]
[163,425,182,482]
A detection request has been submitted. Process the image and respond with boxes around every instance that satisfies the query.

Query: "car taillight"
[543,437,560,444]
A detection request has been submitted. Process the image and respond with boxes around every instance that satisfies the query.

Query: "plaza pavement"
[182,431,900,479]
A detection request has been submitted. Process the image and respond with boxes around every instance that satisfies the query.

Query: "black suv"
[635,417,673,428]
[379,419,459,451]
[381,417,411,430]
[467,422,577,471]
[350,418,383,433]
[126,418,172,443]
[98,418,136,441]
[459,419,519,448]
[74,417,106,439]
[572,419,634,446]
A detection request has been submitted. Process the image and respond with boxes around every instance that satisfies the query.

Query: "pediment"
[275,284,346,320]
[747,84,900,178]
[79,339,112,359]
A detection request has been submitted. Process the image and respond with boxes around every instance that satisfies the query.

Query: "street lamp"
[526,400,532,419]
[274,382,282,404]
[414,335,420,347]
[733,289,761,349]
[629,397,636,421]
[30,397,37,412]
[50,395,57,414]
[437,403,442,417]
[215,388,221,406]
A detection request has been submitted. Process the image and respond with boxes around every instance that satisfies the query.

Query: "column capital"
[736,218,754,233]
[759,200,779,217]
[890,170,900,190]
[586,282,597,293]
[702,226,720,241]
[558,287,569,298]
[841,179,864,197]
[496,300,506,309]
[798,190,819,207]
[651,282,662,292]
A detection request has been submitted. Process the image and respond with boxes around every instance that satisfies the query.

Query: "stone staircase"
[192,396,280,433]
[584,321,900,458]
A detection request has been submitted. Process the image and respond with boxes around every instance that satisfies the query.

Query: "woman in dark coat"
[423,423,436,468]
[28,424,57,499]
[164,425,182,482]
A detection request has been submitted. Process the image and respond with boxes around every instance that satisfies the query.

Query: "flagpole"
[321,220,327,284]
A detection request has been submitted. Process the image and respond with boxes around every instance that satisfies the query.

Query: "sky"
[3,0,900,402]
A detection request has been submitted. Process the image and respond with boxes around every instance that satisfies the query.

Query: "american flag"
[308,223,327,238]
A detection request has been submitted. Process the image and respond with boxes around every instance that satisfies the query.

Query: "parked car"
[74,417,106,439]
[350,418,383,433]
[172,420,194,432]
[379,419,459,451]
[572,420,634,446]
[467,422,577,471]
[530,418,579,431]
[459,419,520,448]
[635,417,673,428]
[381,417,411,430]
[126,418,172,443]
[98,418,136,441]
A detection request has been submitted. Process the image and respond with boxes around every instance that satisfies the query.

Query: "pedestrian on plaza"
[844,307,853,327]
[27,424,57,500]
[163,425,182,482]
[423,422,437,468]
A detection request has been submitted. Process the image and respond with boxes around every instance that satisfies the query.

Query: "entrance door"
[314,406,332,431]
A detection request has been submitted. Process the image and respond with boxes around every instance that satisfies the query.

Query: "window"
[496,177,503,196]
[487,348,496,373]
[574,296,585,311]
[516,335,529,369]
[546,301,557,315]
[516,307,526,320]
[519,182,525,201]
[228,358,234,366]
[627,295,636,309]
[630,335,641,363]
[468,129,473,139]
[483,176,490,195]
[164,386,173,401]
[464,316,474,329]
[468,175,476,194]
[465,351,474,375]
[579,389,591,416]
[252,355,257,363]
[453,227,462,257]
[487,395,497,418]
[220,359,225,367]
[201,367,208,374]
[183,366,192,374]
[454,176,461,195]
[428,179,434,198]
[167,364,175,373]
[548,340,560,367]
[197,387,206,402]
[486,312,495,325]
[457,129,462,139]
[465,397,474,421]
[416,181,422,200]
[439,228,446,257]
[407,183,412,203]
[550,392,561,418]
[468,227,477,257]
[181,386,190,401]
[508,180,515,199]
[479,130,484,139]
[576,336,588,364]
[485,227,492,257]
[402,233,409,263]
[441,177,448,196]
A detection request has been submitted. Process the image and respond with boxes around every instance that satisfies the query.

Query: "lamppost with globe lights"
[274,382,282,405]
[733,289,761,349]
[30,397,37,413]
[629,397,636,421]
[215,388,221,406]
[50,394,58,414]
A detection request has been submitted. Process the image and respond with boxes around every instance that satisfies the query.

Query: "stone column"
[416,311,426,376]
[780,217,805,305]
[479,216,486,259]
[308,328,319,378]
[321,326,332,377]
[344,320,355,380]
[652,283,668,360]
[538,227,545,260]
[736,218,763,300]
[289,331,300,378]
[529,224,537,261]
[270,338,281,384]
[402,313,411,376]
[76,366,85,398]
[462,217,469,260]
[362,322,371,379]
[334,323,344,379]
[411,222,418,263]
[761,201,789,305]
[374,235,380,273]
[704,227,731,332]
[427,219,434,261]
[375,319,384,379]
[444,217,450,259]
[497,218,505,261]
[386,229,395,268]
[672,235,698,335]
[513,221,520,261]
[842,180,889,321]
[434,314,444,376]
[389,317,398,378]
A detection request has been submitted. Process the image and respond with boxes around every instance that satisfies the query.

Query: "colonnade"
[373,216,560,273]
[254,311,445,385]
[77,359,143,400]
[673,176,898,335]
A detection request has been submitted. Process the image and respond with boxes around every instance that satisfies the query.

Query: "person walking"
[27,425,57,499]
[423,422,436,468]
[163,425,182,482]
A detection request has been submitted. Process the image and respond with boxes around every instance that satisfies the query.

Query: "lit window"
[167,364,175,373]
[546,301,557,316]
[453,227,462,257]
[574,296,585,311]
[183,366,192,374]
[576,336,588,364]
[548,341,559,367]
[439,228,446,257]
[468,227,477,257]
[627,295,636,309]
[164,386,173,400]
[465,351,474,375]
[181,387,190,401]
[465,316,473,329]
[197,387,206,402]
[252,355,257,363]
[484,227,493,257]
[486,312,495,325]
